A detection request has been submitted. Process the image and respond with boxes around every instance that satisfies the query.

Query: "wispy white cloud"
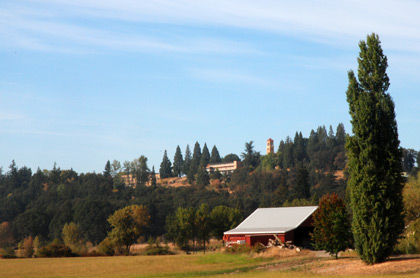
[2,0,420,54]
[189,67,277,88]
[0,111,26,122]
[0,2,260,54]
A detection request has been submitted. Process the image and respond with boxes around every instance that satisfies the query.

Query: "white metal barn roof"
[224,206,318,235]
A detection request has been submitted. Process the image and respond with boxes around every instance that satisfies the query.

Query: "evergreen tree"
[196,167,210,188]
[209,145,221,164]
[103,160,112,179]
[150,166,157,186]
[402,148,416,173]
[293,132,306,164]
[159,150,172,179]
[277,140,285,168]
[133,156,150,186]
[336,123,346,147]
[346,33,404,264]
[282,137,294,169]
[188,142,201,182]
[200,143,210,168]
[173,146,184,177]
[241,141,260,171]
[183,145,192,176]
[290,164,310,200]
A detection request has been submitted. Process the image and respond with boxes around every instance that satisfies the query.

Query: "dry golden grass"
[1,250,420,278]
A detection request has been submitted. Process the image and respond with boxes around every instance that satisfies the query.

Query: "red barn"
[223,206,318,247]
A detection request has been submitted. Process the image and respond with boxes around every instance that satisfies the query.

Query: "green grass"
[0,252,418,278]
[0,253,271,278]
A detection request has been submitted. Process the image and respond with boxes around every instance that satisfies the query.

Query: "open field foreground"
[1,249,420,278]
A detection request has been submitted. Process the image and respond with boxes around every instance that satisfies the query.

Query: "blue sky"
[1,0,419,173]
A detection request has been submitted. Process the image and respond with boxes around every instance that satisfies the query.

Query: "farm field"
[1,250,420,278]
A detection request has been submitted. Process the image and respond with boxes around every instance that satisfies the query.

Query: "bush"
[252,243,266,254]
[18,236,34,258]
[35,243,76,258]
[0,247,16,258]
[62,222,87,255]
[97,237,116,256]
[144,238,174,255]
[395,218,420,254]
[224,244,251,254]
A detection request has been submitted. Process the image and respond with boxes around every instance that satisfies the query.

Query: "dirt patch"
[254,248,420,276]
[159,177,190,187]
[310,255,420,275]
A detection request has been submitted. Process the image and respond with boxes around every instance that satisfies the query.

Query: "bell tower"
[266,138,274,154]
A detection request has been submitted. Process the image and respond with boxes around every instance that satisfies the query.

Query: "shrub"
[395,218,420,254]
[144,238,174,255]
[35,242,76,258]
[18,236,34,258]
[0,247,16,258]
[62,222,87,255]
[224,244,251,254]
[97,237,116,256]
[252,243,266,254]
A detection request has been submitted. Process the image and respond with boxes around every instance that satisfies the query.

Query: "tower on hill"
[266,138,274,154]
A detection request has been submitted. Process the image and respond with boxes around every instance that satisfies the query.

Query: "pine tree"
[277,140,285,168]
[133,156,150,186]
[150,166,157,186]
[183,145,192,176]
[293,132,306,164]
[188,142,201,182]
[199,143,210,168]
[173,145,184,177]
[209,145,221,164]
[159,150,173,179]
[291,164,310,200]
[282,137,294,169]
[346,33,404,264]
[103,160,112,179]
[196,167,210,188]
[241,141,260,171]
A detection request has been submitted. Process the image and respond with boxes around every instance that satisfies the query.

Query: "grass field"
[1,250,420,278]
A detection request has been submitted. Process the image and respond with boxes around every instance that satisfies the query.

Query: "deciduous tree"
[108,205,150,255]
[195,203,211,253]
[165,207,195,252]
[311,193,352,259]
[62,222,86,255]
[210,206,242,241]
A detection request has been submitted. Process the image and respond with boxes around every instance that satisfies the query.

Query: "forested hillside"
[0,123,418,246]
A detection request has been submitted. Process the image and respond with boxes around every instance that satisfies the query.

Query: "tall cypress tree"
[173,145,184,177]
[346,33,404,264]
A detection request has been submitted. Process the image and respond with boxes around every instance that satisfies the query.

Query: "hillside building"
[206,161,240,174]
